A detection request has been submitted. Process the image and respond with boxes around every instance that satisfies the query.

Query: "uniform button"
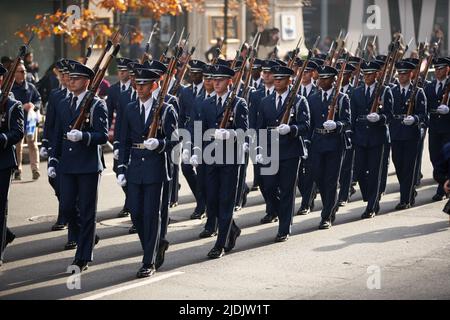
[142,158,145,161]
[69,148,72,151]
[366,126,369,129]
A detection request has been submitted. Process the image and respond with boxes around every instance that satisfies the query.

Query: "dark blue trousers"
[0,168,12,261]
[338,147,355,202]
[311,149,344,220]
[297,146,317,210]
[380,142,391,195]
[429,131,450,196]
[415,127,427,185]
[200,164,217,233]
[170,164,179,204]
[128,182,163,265]
[181,163,206,214]
[235,150,250,207]
[59,173,100,262]
[262,158,300,236]
[392,139,420,204]
[354,144,385,212]
[205,164,239,248]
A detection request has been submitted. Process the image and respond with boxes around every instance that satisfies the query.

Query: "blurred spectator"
[24,52,39,84]
[1,56,13,71]
[11,61,42,180]
[205,37,224,62]
[37,63,60,108]
[431,24,445,56]
[318,36,332,53]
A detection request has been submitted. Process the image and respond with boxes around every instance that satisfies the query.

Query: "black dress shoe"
[432,194,446,202]
[169,202,178,208]
[337,200,347,207]
[199,229,217,238]
[224,225,241,253]
[64,241,77,250]
[70,260,88,273]
[129,225,137,234]
[207,247,224,259]
[296,207,310,216]
[395,203,411,210]
[319,220,332,230]
[260,214,278,224]
[136,264,156,278]
[117,208,130,218]
[190,211,206,219]
[361,211,376,219]
[275,234,289,242]
[51,223,68,231]
[155,240,170,270]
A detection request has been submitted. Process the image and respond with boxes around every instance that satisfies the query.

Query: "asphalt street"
[0,143,449,300]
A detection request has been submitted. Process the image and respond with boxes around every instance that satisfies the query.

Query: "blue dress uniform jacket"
[351,84,393,147]
[308,91,351,152]
[179,84,204,130]
[106,81,122,128]
[49,95,109,174]
[113,87,137,152]
[425,79,450,134]
[42,87,69,150]
[257,92,310,160]
[390,85,427,141]
[0,96,24,169]
[0,95,24,262]
[118,99,178,185]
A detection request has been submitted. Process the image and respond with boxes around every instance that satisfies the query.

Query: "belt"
[132,143,146,149]
[314,128,337,134]
[393,114,407,120]
[266,126,279,130]
[356,115,369,121]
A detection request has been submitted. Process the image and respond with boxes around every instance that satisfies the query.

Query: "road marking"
[80,271,184,300]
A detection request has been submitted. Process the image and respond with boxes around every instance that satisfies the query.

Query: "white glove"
[256,154,264,164]
[40,147,48,158]
[437,104,449,115]
[243,142,249,152]
[144,138,159,150]
[402,115,415,126]
[190,154,199,167]
[117,174,127,187]
[366,113,380,123]
[182,149,190,162]
[113,149,119,160]
[66,129,83,142]
[277,124,291,135]
[214,128,230,140]
[47,167,56,178]
[323,120,337,131]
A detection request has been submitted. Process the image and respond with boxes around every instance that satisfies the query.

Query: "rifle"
[287,36,302,68]
[169,39,199,97]
[419,40,440,88]
[0,34,34,127]
[211,41,225,65]
[159,31,176,62]
[84,36,97,65]
[219,43,251,129]
[312,36,321,53]
[387,37,413,84]
[325,30,343,66]
[352,36,367,88]
[71,44,121,131]
[91,30,120,75]
[441,80,450,106]
[327,54,350,121]
[141,23,158,64]
[241,33,261,100]
[280,50,313,125]
[148,46,183,139]
[331,32,348,68]
[406,42,426,116]
[369,37,400,114]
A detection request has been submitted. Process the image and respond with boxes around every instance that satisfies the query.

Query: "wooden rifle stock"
[170,45,196,97]
[280,51,313,124]
[327,54,349,121]
[72,45,121,131]
[406,43,426,116]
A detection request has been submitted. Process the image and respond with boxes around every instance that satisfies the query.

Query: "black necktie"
[303,86,307,97]
[437,82,443,96]
[401,88,406,102]
[253,81,257,88]
[323,92,328,103]
[121,84,126,91]
[70,96,78,114]
[206,94,211,99]
[141,104,146,126]
[193,86,198,97]
[277,96,283,110]
[365,87,371,102]
[266,89,270,97]
[217,97,222,108]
